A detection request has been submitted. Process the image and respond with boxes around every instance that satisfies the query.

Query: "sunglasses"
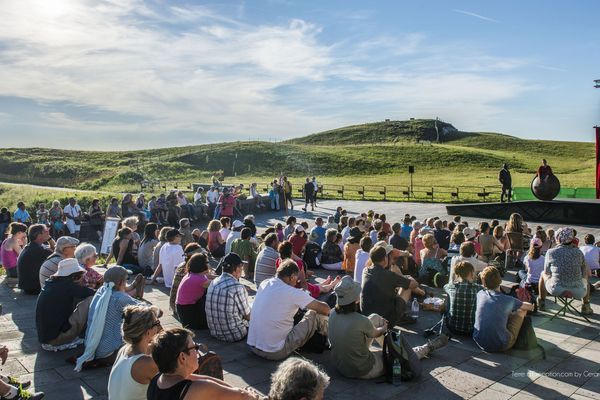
[151,320,161,329]
[183,343,201,354]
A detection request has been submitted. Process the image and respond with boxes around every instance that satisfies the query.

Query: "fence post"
[341,185,344,199]
[362,186,365,200]
[383,186,386,201]
[431,187,434,202]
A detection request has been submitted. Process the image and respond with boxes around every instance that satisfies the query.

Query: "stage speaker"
[408,166,415,174]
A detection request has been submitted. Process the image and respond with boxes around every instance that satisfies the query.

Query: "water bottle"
[392,358,402,386]
[411,298,420,319]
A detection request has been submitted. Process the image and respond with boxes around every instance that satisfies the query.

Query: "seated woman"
[538,227,592,315]
[518,238,545,291]
[76,266,145,369]
[49,200,65,240]
[342,228,362,276]
[207,220,226,258]
[138,223,159,273]
[268,358,330,400]
[449,242,488,283]
[0,222,26,278]
[148,328,263,400]
[477,222,502,262]
[419,233,447,283]
[329,276,448,379]
[473,266,534,352]
[103,227,143,274]
[275,241,337,298]
[444,261,483,336]
[108,305,162,400]
[75,243,105,290]
[176,253,215,329]
[321,229,344,271]
[169,243,204,312]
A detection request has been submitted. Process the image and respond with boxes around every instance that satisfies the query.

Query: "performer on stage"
[537,159,553,182]
[498,163,512,203]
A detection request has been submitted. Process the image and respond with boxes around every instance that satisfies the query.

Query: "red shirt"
[289,234,307,257]
[219,195,236,217]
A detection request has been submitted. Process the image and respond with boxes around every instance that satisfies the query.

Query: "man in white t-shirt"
[63,198,82,239]
[248,259,330,360]
[157,229,184,288]
[580,234,600,272]
[225,220,244,254]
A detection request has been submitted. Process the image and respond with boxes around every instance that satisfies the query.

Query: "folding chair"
[551,291,591,323]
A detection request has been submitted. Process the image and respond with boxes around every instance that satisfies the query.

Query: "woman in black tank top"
[148,328,261,400]
[112,227,138,266]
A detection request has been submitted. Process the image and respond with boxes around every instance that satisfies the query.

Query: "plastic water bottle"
[392,358,402,386]
[411,298,420,319]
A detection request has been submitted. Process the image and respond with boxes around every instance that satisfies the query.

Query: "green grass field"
[0,119,595,208]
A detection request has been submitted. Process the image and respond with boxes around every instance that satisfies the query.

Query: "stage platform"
[446,199,600,225]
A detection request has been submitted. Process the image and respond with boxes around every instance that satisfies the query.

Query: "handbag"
[194,343,224,380]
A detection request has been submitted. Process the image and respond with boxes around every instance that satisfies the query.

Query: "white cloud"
[0,0,530,149]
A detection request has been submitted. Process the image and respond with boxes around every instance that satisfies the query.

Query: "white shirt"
[580,245,600,271]
[108,352,147,400]
[341,226,351,244]
[225,231,241,254]
[159,242,184,288]
[193,192,203,203]
[207,190,219,204]
[449,255,488,283]
[220,228,231,242]
[63,204,81,218]
[369,230,378,244]
[247,277,314,353]
[354,249,370,285]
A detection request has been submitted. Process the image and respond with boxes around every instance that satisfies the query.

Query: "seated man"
[205,253,251,342]
[231,228,257,279]
[254,233,279,287]
[248,260,330,360]
[361,245,424,327]
[449,241,488,283]
[268,358,330,400]
[39,236,79,289]
[473,266,534,352]
[329,276,448,380]
[17,224,54,295]
[538,227,592,314]
[444,261,483,336]
[36,258,95,351]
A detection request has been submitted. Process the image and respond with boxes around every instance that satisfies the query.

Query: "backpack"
[195,347,224,380]
[512,315,546,359]
[509,284,538,314]
[382,330,422,383]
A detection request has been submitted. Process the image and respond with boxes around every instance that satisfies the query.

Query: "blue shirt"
[400,224,413,240]
[311,226,327,247]
[13,208,30,223]
[473,290,522,352]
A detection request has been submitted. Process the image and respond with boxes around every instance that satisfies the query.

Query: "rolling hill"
[0,119,595,193]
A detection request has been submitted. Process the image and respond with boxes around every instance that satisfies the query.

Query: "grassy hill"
[0,119,595,196]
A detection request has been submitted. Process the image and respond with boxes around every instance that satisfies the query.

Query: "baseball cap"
[232,220,244,229]
[56,236,80,252]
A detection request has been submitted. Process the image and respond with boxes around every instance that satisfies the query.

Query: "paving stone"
[470,388,511,400]
[520,375,580,399]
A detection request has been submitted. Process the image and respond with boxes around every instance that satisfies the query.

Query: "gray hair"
[121,216,139,229]
[268,358,330,400]
[75,243,97,265]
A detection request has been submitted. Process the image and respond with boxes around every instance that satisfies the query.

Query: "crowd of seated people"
[2,189,600,399]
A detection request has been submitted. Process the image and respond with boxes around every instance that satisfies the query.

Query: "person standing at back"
[498,163,512,202]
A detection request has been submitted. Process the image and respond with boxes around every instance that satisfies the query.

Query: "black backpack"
[382,330,422,383]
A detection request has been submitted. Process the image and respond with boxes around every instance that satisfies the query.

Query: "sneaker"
[537,298,545,311]
[427,334,450,354]
[581,302,593,315]
[13,387,45,399]
[6,377,30,390]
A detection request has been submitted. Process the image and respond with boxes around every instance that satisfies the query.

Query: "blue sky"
[0,0,599,150]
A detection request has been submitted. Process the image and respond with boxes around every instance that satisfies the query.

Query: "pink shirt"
[176,273,209,305]
[0,239,18,270]
[81,266,104,289]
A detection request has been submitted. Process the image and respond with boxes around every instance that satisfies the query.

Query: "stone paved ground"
[1,199,599,399]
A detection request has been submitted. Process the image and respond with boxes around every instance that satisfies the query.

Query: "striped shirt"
[206,273,250,342]
[254,246,279,287]
[39,254,62,288]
